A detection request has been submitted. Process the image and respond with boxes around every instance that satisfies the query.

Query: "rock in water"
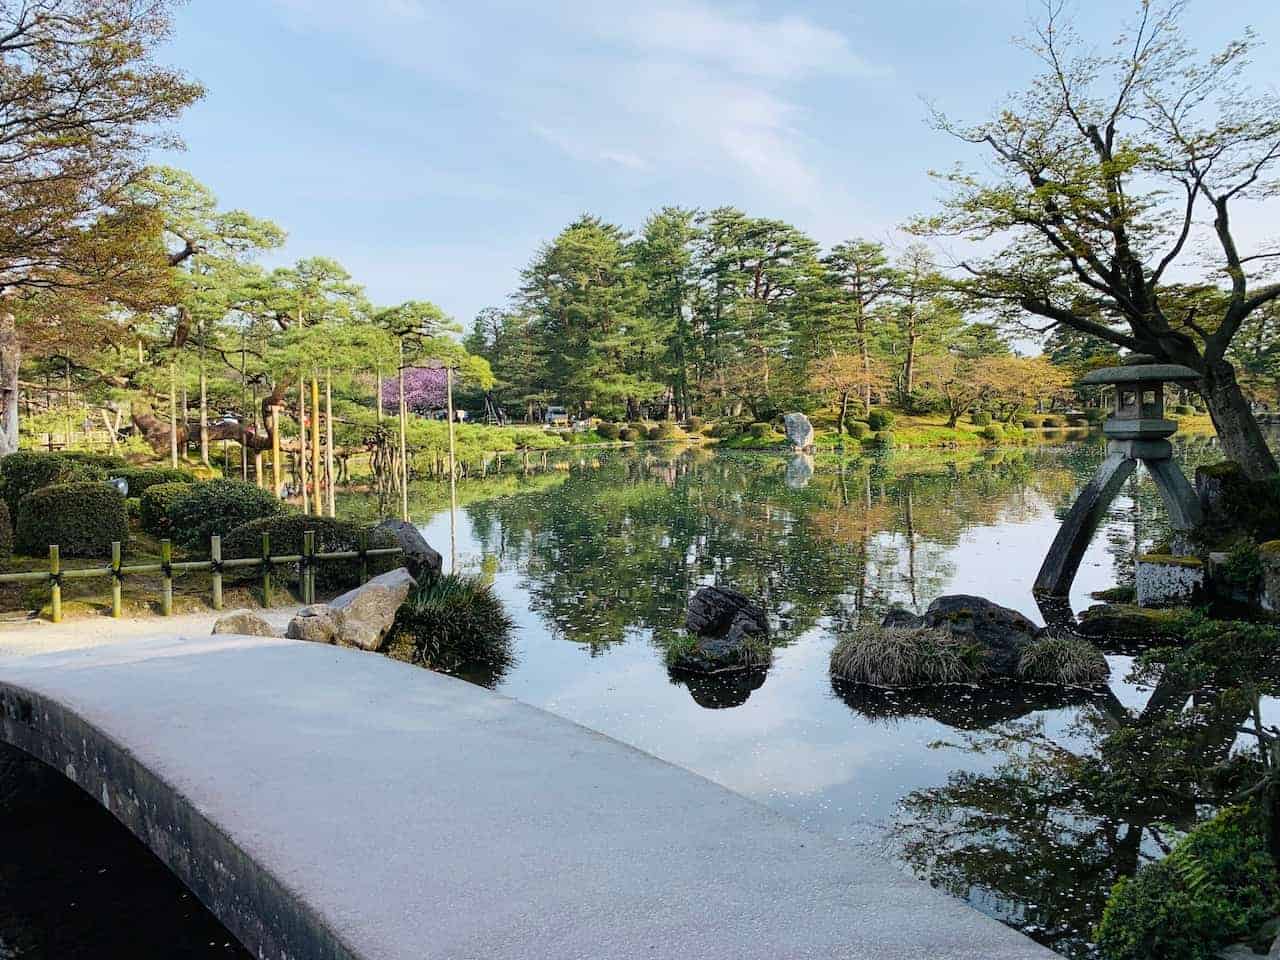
[330,567,417,651]
[286,604,338,644]
[676,586,770,673]
[783,412,815,451]
[785,453,813,489]
[211,609,277,637]
[374,520,442,583]
[882,594,1042,677]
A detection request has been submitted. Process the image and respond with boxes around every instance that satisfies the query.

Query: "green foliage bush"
[595,421,620,440]
[646,426,662,441]
[980,423,1005,442]
[846,421,870,439]
[223,515,397,591]
[60,451,128,471]
[748,422,773,439]
[628,421,647,436]
[866,409,896,431]
[618,427,637,442]
[1042,415,1066,427]
[387,573,515,673]
[1195,460,1280,542]
[0,452,104,518]
[654,421,679,440]
[1173,404,1197,416]
[0,501,12,563]
[873,430,896,447]
[1086,407,1108,422]
[16,482,127,558]
[140,482,193,537]
[113,466,192,498]
[970,410,992,426]
[166,479,288,548]
[1095,805,1280,960]
[686,416,704,432]
[1022,415,1045,428]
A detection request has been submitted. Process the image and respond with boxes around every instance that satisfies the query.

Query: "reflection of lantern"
[1035,354,1203,598]
[1081,353,1198,440]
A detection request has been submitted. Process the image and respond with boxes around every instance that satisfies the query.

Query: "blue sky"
[159,0,1280,329]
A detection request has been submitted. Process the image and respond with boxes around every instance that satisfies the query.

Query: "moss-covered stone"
[1076,603,1185,639]
[1137,554,1203,568]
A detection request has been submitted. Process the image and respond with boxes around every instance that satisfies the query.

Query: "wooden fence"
[0,531,403,623]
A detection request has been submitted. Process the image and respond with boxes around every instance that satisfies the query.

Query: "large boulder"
[330,567,417,651]
[674,586,770,674]
[783,412,815,451]
[884,595,1042,677]
[211,609,277,637]
[286,604,338,644]
[374,520,442,583]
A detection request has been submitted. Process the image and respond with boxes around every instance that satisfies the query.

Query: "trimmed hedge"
[748,422,773,439]
[1173,404,1197,416]
[167,479,287,548]
[0,501,11,562]
[140,482,193,537]
[646,426,662,441]
[866,409,896,431]
[60,451,128,471]
[0,452,104,518]
[686,416,704,432]
[618,427,638,442]
[846,420,871,439]
[223,515,397,591]
[970,410,992,427]
[595,422,620,440]
[113,466,192,498]
[1022,415,1045,428]
[16,481,128,558]
[980,423,1005,442]
[1042,415,1066,428]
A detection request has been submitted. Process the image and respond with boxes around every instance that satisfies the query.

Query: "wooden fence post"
[303,529,315,605]
[359,528,369,585]
[160,539,173,616]
[111,541,122,618]
[261,531,272,607]
[211,534,223,611]
[49,545,60,623]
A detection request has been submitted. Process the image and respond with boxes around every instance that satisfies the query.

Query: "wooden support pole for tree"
[261,531,272,605]
[199,355,209,465]
[398,339,409,522]
[358,528,369,585]
[271,404,282,497]
[310,371,322,517]
[325,369,336,518]
[299,378,310,514]
[303,529,315,605]
[447,366,458,573]
[375,363,383,423]
[211,535,223,611]
[110,541,122,619]
[169,363,179,468]
[160,539,173,616]
[48,545,60,623]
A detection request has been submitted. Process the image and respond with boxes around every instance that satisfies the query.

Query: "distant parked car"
[544,406,569,426]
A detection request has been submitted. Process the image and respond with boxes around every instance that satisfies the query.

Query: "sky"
[158,0,1280,331]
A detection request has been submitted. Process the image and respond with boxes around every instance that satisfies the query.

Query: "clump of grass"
[1016,635,1109,686]
[665,628,772,672]
[829,624,983,687]
[387,573,515,675]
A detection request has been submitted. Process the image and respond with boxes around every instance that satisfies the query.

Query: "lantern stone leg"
[1144,455,1203,531]
[1035,449,1137,596]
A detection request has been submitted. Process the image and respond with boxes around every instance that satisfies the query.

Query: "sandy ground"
[0,606,301,659]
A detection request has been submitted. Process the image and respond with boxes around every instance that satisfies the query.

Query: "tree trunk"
[199,359,209,465]
[1201,361,1278,480]
[0,313,20,455]
[837,390,849,436]
[324,369,335,518]
[859,337,871,415]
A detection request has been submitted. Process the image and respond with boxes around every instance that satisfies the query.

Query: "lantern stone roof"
[1080,354,1200,386]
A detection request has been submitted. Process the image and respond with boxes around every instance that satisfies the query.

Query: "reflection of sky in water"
[411,446,1165,838]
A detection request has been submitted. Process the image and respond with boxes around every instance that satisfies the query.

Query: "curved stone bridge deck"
[0,634,1054,959]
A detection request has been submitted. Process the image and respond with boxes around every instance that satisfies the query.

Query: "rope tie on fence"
[48,571,63,587]
[110,566,125,583]
[209,558,224,574]
[160,559,172,578]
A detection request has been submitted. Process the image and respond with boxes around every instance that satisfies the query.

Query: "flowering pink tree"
[383,366,448,415]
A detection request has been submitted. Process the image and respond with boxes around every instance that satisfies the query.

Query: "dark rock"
[915,595,1042,676]
[374,520,442,583]
[671,668,768,709]
[686,585,767,637]
[676,586,770,674]
[832,676,1103,730]
[882,607,924,629]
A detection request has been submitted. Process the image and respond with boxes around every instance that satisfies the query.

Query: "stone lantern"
[1035,354,1204,597]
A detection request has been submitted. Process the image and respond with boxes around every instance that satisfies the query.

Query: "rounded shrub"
[1173,404,1197,416]
[1022,415,1045,428]
[386,573,515,676]
[166,479,287,548]
[0,501,12,563]
[847,421,871,439]
[223,515,397,592]
[970,410,992,427]
[595,421,620,441]
[980,423,1005,443]
[113,466,192,498]
[1042,415,1066,428]
[60,451,128,471]
[686,416,704,432]
[0,452,104,518]
[1067,413,1090,426]
[618,427,637,442]
[654,421,679,440]
[646,426,662,441]
[748,422,773,439]
[1085,407,1108,422]
[16,481,127,558]
[628,421,647,436]
[866,409,896,431]
[140,482,193,537]
[873,430,896,448]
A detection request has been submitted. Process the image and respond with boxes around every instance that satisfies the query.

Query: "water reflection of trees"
[463,447,1082,652]
[885,626,1275,958]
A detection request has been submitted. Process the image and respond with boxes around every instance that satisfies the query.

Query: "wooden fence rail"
[0,532,403,623]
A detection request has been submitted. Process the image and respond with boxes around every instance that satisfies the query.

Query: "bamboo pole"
[299,378,310,514]
[49,545,60,623]
[110,541,122,618]
[211,535,223,611]
[398,339,409,522]
[310,371,322,516]
[303,529,315,605]
[325,368,336,518]
[271,403,282,497]
[447,366,458,573]
[160,539,173,616]
[359,528,369,585]
[169,363,179,468]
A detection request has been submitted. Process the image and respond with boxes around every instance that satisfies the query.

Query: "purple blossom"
[382,366,448,415]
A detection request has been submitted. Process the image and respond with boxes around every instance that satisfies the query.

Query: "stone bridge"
[0,633,1054,959]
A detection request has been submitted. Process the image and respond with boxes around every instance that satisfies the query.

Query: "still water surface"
[1,436,1267,957]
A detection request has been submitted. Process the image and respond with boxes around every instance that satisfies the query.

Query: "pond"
[0,435,1271,958]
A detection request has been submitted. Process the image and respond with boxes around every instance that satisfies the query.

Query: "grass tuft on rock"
[829,623,983,687]
[1016,635,1109,686]
[387,573,515,678]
